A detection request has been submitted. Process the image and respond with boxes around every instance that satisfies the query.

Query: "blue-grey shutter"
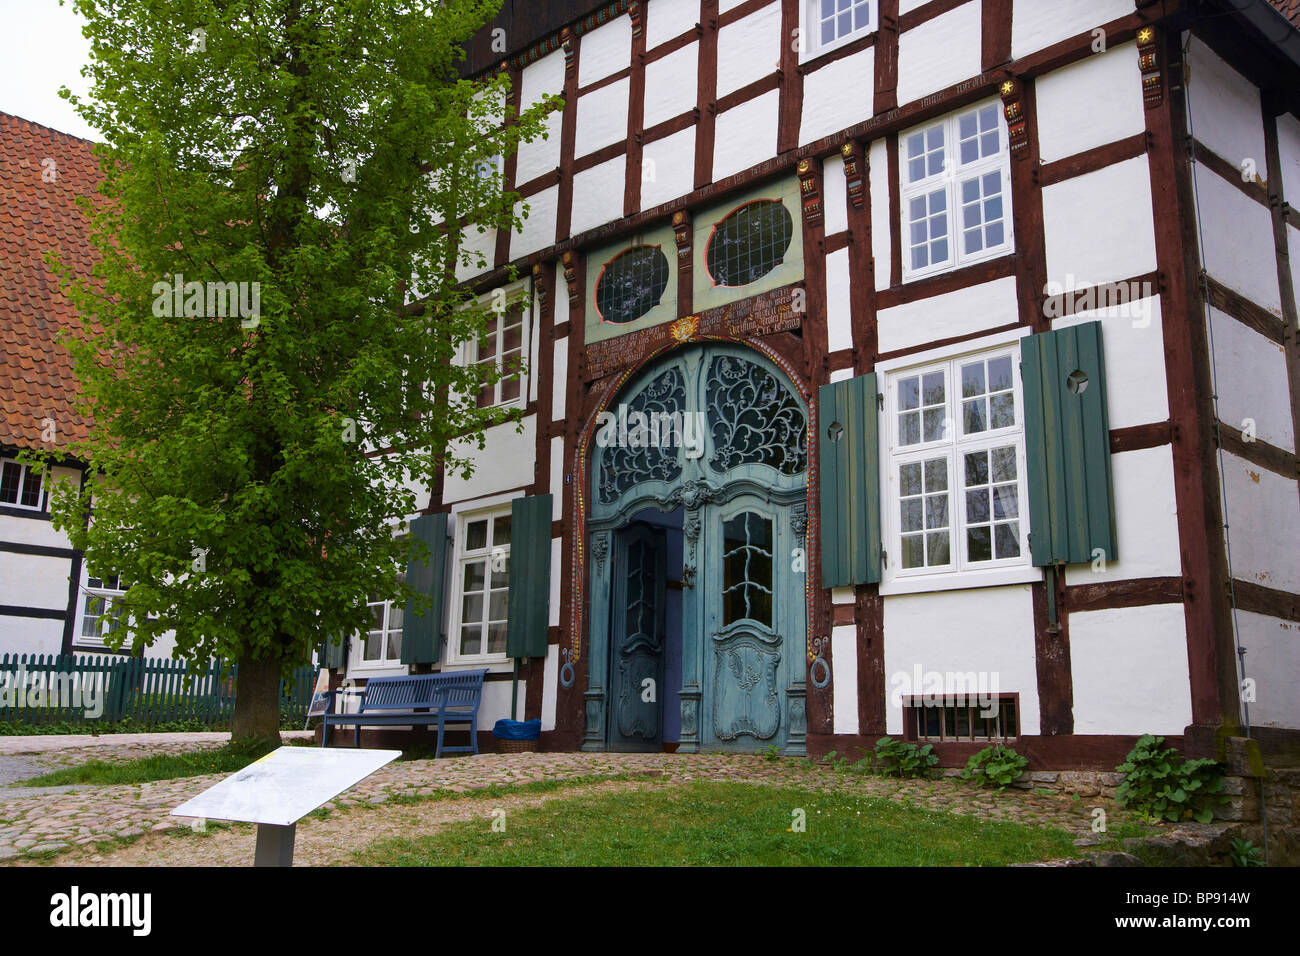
[401,512,449,664]
[321,632,347,670]
[818,374,882,587]
[507,494,552,658]
[1021,321,1118,566]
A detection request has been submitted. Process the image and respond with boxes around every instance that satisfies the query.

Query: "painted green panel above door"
[1021,321,1118,566]
[402,512,448,665]
[506,494,553,659]
[818,373,882,587]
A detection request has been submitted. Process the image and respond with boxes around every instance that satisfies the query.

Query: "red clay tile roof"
[0,112,101,455]
[1272,0,1300,28]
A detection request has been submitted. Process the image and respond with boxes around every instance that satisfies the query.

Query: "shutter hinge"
[877,392,884,411]
[880,548,888,568]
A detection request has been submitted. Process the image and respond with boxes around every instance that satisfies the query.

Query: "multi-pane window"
[473,304,524,407]
[885,347,1028,581]
[907,696,1018,742]
[79,573,128,647]
[359,572,404,666]
[722,512,774,627]
[900,101,1012,281]
[706,200,794,288]
[595,245,670,325]
[806,0,875,55]
[453,510,511,660]
[0,458,43,510]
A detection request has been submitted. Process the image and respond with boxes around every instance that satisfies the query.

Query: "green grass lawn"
[18,740,279,787]
[351,780,1082,866]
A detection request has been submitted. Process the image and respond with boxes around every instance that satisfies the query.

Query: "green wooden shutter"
[1021,321,1118,566]
[401,512,449,664]
[818,373,882,588]
[507,494,553,658]
[321,632,347,670]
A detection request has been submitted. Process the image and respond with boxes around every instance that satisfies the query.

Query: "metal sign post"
[172,746,400,867]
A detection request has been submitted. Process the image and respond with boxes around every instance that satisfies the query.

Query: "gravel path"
[0,749,1124,865]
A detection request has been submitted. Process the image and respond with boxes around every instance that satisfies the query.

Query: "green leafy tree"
[38,0,553,743]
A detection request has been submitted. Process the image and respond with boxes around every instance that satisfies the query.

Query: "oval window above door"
[705,199,794,287]
[595,245,671,324]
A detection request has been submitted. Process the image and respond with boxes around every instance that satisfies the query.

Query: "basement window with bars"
[900,100,1013,282]
[0,458,44,510]
[905,695,1019,742]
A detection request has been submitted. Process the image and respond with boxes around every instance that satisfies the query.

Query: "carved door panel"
[608,523,667,751]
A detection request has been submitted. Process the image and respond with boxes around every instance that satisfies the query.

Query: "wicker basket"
[496,738,538,753]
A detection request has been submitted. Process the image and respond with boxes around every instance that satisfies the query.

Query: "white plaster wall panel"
[1277,112,1300,206]
[1185,37,1266,173]
[510,185,559,260]
[1193,163,1282,316]
[1220,450,1300,594]
[826,246,853,352]
[0,617,64,655]
[899,0,935,14]
[643,42,698,129]
[442,416,537,503]
[823,152,848,235]
[876,275,1018,353]
[1291,226,1300,317]
[869,138,890,289]
[1235,610,1300,729]
[577,16,632,88]
[570,156,628,235]
[719,0,749,12]
[829,367,855,383]
[528,302,541,405]
[1035,42,1145,164]
[0,553,68,611]
[1206,306,1294,453]
[799,48,875,145]
[1070,603,1192,735]
[716,3,782,99]
[552,261,569,328]
[1063,445,1182,585]
[647,0,699,49]
[832,624,860,735]
[883,585,1040,736]
[454,225,496,282]
[0,513,74,550]
[551,337,569,420]
[542,644,559,730]
[1010,0,1135,60]
[549,537,563,628]
[896,2,981,106]
[1054,296,1169,431]
[474,679,526,729]
[1042,157,1157,291]
[713,90,779,181]
[550,436,565,521]
[515,109,563,187]
[832,587,855,604]
[641,126,697,209]
[519,49,565,111]
[574,78,630,158]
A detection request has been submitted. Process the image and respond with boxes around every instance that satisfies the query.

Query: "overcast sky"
[0,0,97,141]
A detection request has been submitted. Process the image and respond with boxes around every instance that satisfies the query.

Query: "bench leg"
[470,716,479,755]
[436,718,446,760]
[354,724,361,748]
[321,722,329,748]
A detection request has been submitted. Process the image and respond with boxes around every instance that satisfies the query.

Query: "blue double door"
[589,345,809,755]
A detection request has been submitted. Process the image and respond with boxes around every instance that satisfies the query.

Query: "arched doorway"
[584,343,809,754]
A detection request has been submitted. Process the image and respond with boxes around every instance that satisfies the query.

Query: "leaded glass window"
[722,512,773,627]
[595,245,670,324]
[706,355,807,475]
[705,200,794,288]
[625,538,657,641]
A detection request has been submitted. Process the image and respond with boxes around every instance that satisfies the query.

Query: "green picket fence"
[0,653,318,730]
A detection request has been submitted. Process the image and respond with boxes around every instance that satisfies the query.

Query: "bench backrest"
[359,670,487,712]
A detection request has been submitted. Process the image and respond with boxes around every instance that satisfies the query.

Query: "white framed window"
[801,0,876,62]
[900,100,1013,282]
[462,279,530,409]
[75,571,129,648]
[354,574,405,668]
[880,336,1037,595]
[447,506,512,664]
[0,457,44,510]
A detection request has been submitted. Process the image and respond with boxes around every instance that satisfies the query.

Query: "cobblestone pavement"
[0,746,1122,865]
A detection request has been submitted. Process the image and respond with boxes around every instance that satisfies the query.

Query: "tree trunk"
[231,655,284,746]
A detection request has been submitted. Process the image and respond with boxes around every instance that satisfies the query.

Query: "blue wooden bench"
[320,670,487,758]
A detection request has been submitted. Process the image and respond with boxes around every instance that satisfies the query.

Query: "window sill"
[443,658,512,674]
[879,565,1042,596]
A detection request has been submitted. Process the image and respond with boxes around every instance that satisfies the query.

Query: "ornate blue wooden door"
[607,523,667,750]
[586,345,808,755]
